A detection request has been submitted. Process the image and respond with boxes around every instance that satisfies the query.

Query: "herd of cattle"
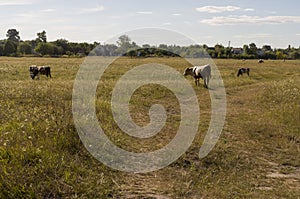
[183,59,264,88]
[29,59,263,88]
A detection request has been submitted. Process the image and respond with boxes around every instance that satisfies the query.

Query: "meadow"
[0,56,299,198]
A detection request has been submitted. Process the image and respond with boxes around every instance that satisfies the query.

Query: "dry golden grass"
[0,57,299,198]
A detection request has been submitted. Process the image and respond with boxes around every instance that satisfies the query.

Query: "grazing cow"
[258,59,264,63]
[183,64,211,88]
[29,65,51,80]
[237,68,250,77]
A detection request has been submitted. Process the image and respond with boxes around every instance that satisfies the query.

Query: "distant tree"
[142,44,151,48]
[37,30,47,43]
[18,42,32,55]
[53,45,64,55]
[35,42,54,55]
[116,35,139,55]
[224,47,232,58]
[214,44,225,58]
[0,44,4,56]
[262,45,272,52]
[263,51,276,60]
[104,44,118,56]
[127,49,137,58]
[207,49,215,58]
[53,39,70,54]
[243,44,250,55]
[117,35,131,47]
[6,29,20,43]
[202,44,208,49]
[249,43,258,56]
[158,44,168,50]
[4,40,17,56]
[289,51,300,59]
[276,51,284,59]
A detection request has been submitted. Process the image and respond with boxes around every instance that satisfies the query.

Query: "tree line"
[1,29,300,59]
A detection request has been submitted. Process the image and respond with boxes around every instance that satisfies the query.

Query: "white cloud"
[80,5,104,14]
[244,8,254,12]
[200,15,300,25]
[196,6,240,13]
[296,33,300,36]
[172,13,182,16]
[16,13,34,18]
[41,9,56,12]
[136,11,153,15]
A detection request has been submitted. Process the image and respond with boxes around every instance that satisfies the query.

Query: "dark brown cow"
[29,65,51,80]
[237,68,250,77]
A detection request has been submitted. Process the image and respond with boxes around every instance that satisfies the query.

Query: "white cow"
[183,64,211,88]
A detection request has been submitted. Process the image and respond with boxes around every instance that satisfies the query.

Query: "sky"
[0,0,299,48]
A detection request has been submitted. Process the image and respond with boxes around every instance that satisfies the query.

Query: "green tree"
[35,42,54,55]
[158,44,168,50]
[117,35,131,46]
[0,44,4,56]
[276,51,284,59]
[4,40,17,56]
[263,51,276,60]
[37,30,47,43]
[243,44,250,55]
[289,51,300,59]
[6,29,20,43]
[142,44,151,48]
[224,47,232,58]
[18,42,32,55]
[249,43,258,55]
[116,35,138,55]
[53,39,70,54]
[53,45,64,55]
[215,44,225,58]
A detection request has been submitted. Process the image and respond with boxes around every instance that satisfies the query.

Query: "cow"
[29,65,52,80]
[183,64,211,88]
[237,68,250,77]
[258,59,264,63]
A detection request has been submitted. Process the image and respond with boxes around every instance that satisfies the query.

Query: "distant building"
[231,48,243,54]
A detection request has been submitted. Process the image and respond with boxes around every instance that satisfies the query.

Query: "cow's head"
[183,67,193,76]
[29,66,39,79]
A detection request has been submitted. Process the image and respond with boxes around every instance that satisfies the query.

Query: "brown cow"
[29,65,52,80]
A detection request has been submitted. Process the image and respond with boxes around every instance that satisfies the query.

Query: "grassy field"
[0,57,299,198]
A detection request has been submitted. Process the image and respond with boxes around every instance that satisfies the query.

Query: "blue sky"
[0,0,299,48]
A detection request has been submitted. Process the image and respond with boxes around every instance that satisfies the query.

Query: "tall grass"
[0,57,299,198]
